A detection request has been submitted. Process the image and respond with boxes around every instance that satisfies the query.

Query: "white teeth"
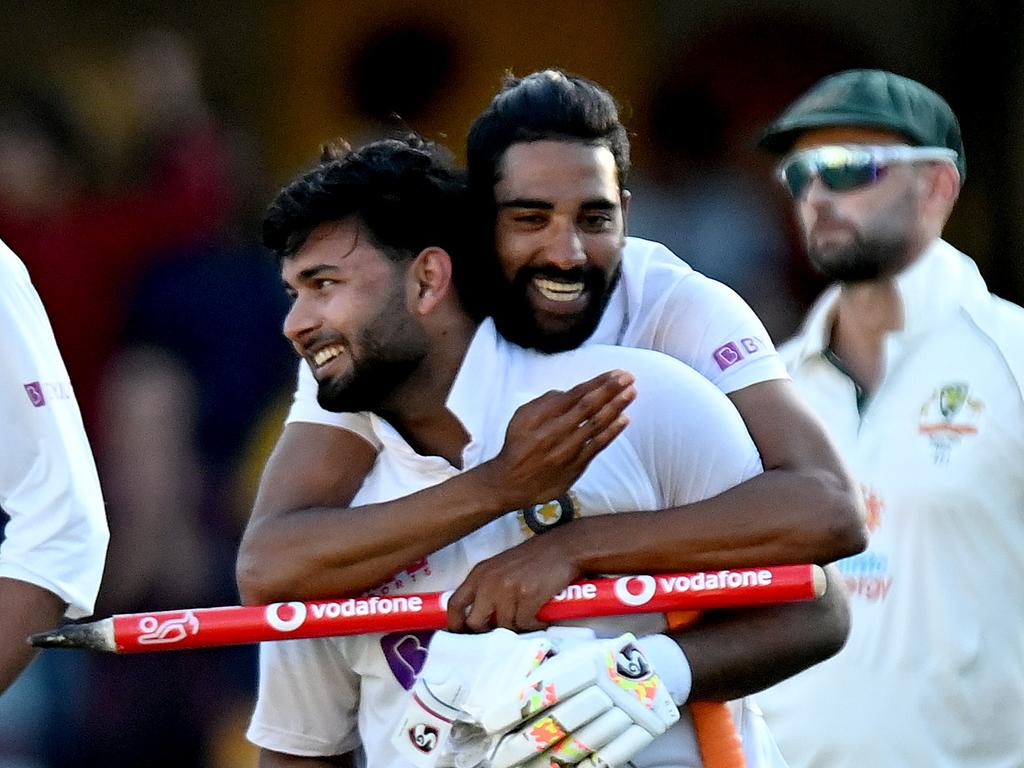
[533,277,585,302]
[312,345,344,367]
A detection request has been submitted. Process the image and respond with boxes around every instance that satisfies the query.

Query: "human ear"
[923,162,960,223]
[620,188,631,237]
[409,247,454,314]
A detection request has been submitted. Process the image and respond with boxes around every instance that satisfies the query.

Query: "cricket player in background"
[0,239,108,695]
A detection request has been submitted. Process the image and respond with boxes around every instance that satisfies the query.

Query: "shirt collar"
[366,320,496,469]
[445,318,505,466]
[788,239,985,364]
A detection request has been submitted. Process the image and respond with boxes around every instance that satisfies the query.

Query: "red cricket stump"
[29,564,825,653]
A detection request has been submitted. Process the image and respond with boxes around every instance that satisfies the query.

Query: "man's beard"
[806,195,917,283]
[490,264,622,353]
[315,307,428,414]
[316,349,423,414]
[807,231,911,283]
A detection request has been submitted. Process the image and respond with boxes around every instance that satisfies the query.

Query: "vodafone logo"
[613,575,656,607]
[266,601,308,632]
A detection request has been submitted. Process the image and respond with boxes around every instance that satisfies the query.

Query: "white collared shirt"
[249,320,774,766]
[0,241,108,618]
[758,240,1024,768]
[283,237,788,449]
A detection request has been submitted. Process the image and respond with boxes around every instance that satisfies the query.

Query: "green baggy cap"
[759,69,965,182]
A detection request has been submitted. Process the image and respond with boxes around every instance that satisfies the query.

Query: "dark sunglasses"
[777,145,959,199]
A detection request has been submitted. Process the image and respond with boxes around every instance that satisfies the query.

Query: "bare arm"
[447,381,866,628]
[702,379,866,566]
[0,577,66,694]
[447,385,861,630]
[236,371,636,604]
[680,564,850,701]
[451,538,848,702]
[259,749,354,767]
[716,379,867,564]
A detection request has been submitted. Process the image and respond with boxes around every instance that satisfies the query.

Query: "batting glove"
[474,633,681,768]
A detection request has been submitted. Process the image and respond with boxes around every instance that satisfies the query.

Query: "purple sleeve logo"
[713,342,744,371]
[713,338,764,371]
[23,382,46,407]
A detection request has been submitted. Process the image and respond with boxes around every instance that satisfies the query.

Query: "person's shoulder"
[623,237,694,279]
[0,240,30,285]
[623,238,755,325]
[966,292,1024,399]
[579,344,753,463]
[983,292,1024,328]
[0,242,39,318]
[567,342,717,396]
[776,327,814,371]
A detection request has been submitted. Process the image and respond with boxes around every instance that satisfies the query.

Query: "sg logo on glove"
[409,722,440,754]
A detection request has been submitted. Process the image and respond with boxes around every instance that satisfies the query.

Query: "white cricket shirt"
[757,240,1024,768]
[0,241,108,618]
[284,237,788,449]
[249,319,779,766]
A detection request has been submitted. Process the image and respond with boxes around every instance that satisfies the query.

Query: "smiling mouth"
[533,276,585,302]
[311,344,345,369]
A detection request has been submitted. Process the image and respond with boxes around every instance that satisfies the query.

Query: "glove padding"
[477,633,680,767]
[392,628,556,766]
[391,629,680,768]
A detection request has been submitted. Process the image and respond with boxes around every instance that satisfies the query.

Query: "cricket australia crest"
[918,382,983,463]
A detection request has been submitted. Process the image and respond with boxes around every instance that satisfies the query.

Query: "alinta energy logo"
[862,485,884,534]
[838,484,891,602]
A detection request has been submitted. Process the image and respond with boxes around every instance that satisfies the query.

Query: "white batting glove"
[391,628,556,767]
[471,633,681,768]
[391,630,683,768]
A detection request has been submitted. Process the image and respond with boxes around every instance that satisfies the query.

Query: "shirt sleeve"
[629,242,790,394]
[247,637,362,757]
[0,243,109,618]
[286,362,382,452]
[616,346,764,505]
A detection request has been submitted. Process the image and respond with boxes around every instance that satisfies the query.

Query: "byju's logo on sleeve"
[24,382,46,407]
[712,338,764,371]
[23,380,73,407]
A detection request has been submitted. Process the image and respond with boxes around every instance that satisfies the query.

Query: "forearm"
[239,373,635,605]
[239,466,513,603]
[567,467,864,575]
[0,577,67,693]
[677,564,850,701]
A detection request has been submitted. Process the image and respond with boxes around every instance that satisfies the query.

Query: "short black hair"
[263,134,482,316]
[263,135,468,264]
[466,69,631,201]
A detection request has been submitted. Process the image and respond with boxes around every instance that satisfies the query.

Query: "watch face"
[519,492,579,535]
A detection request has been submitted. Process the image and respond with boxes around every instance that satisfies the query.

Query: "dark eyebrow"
[282,263,338,292]
[296,264,338,282]
[497,198,618,211]
[497,198,554,211]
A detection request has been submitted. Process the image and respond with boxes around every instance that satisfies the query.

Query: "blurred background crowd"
[0,1,1020,765]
